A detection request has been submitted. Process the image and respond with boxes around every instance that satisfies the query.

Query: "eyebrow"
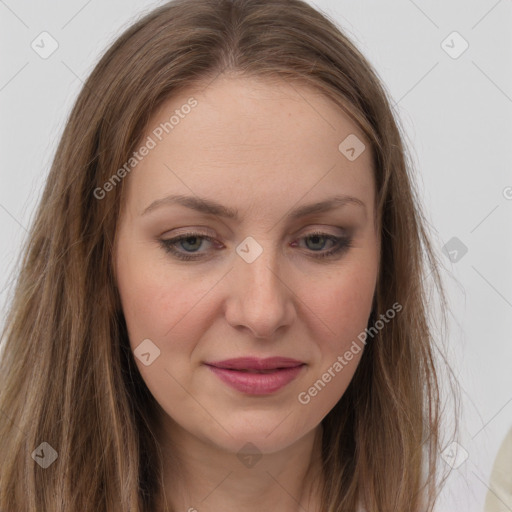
[141,193,366,220]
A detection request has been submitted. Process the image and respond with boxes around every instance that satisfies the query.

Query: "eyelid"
[164,224,349,239]
[161,225,348,245]
[161,226,218,238]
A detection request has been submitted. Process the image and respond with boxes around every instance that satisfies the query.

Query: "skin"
[113,73,380,512]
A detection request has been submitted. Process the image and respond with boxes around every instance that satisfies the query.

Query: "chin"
[197,417,315,456]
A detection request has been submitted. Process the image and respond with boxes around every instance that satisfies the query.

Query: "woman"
[0,0,456,510]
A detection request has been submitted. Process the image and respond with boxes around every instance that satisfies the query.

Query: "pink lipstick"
[204,357,305,395]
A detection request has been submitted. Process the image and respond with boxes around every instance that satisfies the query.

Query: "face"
[113,74,380,456]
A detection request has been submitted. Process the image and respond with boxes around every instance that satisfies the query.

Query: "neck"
[153,419,324,512]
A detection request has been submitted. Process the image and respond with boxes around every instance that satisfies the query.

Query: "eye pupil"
[306,234,326,251]
[181,236,202,251]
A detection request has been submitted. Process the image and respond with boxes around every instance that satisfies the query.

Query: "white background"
[1,1,511,510]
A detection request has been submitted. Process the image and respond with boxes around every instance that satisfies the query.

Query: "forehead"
[123,74,375,220]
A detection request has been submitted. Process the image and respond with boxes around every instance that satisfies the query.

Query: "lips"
[204,357,306,395]
[205,357,304,371]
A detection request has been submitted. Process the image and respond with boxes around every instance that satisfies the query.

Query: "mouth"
[205,356,305,371]
[220,368,291,373]
[204,357,306,395]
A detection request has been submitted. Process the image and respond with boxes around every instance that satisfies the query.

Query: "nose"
[224,244,296,339]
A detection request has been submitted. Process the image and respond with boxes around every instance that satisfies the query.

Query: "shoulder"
[485,427,512,512]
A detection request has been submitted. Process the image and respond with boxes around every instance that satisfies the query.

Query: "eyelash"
[158,231,353,261]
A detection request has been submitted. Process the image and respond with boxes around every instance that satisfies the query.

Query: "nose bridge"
[226,236,293,338]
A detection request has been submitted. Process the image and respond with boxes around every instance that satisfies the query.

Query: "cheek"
[116,260,162,342]
[116,248,217,357]
[116,258,204,396]
[309,264,376,349]
[294,267,375,414]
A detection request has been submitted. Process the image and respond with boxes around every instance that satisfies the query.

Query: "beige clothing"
[485,427,512,512]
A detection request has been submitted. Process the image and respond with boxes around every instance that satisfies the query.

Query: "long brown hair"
[0,0,458,510]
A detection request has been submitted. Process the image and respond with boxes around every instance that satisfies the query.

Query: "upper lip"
[205,357,305,371]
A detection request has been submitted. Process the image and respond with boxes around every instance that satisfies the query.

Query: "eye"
[291,231,353,260]
[159,230,353,261]
[159,233,217,261]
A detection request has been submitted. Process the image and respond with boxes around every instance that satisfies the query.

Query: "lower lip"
[206,364,305,395]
